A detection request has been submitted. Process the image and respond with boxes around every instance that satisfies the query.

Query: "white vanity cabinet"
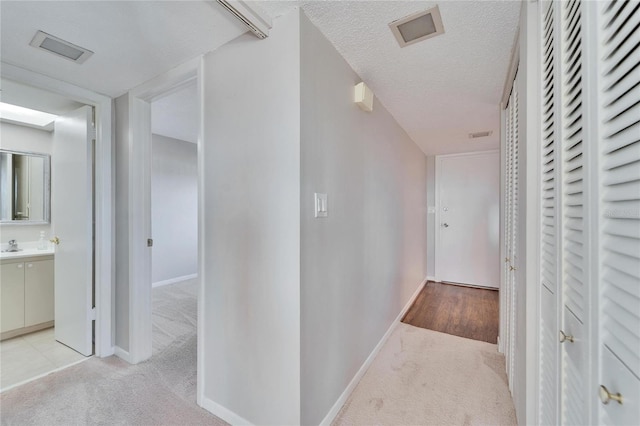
[0,255,54,339]
[0,262,26,332]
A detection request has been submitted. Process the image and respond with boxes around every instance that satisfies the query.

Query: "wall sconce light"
[354,82,374,112]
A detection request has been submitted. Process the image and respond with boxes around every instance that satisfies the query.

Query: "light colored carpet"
[333,323,517,426]
[0,279,226,426]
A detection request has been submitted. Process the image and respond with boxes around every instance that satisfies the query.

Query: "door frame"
[126,56,204,402]
[434,149,500,286]
[1,62,114,358]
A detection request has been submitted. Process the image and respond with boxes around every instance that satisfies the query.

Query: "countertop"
[0,246,55,260]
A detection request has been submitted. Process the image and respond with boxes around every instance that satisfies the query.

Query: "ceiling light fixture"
[0,102,58,128]
[29,31,94,63]
[389,6,445,48]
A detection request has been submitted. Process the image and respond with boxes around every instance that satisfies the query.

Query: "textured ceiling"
[0,1,247,97]
[152,82,198,144]
[254,0,521,155]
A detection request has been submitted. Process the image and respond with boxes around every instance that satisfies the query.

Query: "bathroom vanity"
[0,248,55,340]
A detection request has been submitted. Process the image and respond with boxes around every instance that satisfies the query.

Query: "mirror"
[0,150,50,223]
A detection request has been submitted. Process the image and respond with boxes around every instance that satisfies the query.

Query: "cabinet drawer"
[0,263,25,332]
[24,259,54,327]
[600,345,640,426]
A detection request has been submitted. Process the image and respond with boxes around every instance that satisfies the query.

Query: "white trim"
[1,62,114,358]
[434,149,500,285]
[521,1,541,424]
[127,57,202,365]
[501,31,521,107]
[195,57,205,408]
[152,273,197,288]
[499,104,507,355]
[0,356,92,393]
[200,396,254,426]
[319,277,428,426]
[426,275,438,282]
[114,346,133,363]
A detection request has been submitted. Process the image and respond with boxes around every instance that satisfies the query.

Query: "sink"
[0,247,54,260]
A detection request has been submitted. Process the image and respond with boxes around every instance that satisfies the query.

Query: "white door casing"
[52,105,93,357]
[1,62,114,358]
[436,151,500,288]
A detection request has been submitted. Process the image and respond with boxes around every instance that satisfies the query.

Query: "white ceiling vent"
[389,6,445,48]
[469,131,494,139]
[29,31,94,64]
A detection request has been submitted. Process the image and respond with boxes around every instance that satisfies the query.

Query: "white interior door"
[52,105,93,356]
[436,151,500,288]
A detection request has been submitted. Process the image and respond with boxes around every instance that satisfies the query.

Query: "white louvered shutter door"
[504,89,514,381]
[539,1,560,424]
[509,78,519,389]
[597,1,640,424]
[559,0,590,424]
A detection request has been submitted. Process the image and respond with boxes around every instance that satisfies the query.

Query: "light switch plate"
[314,193,328,218]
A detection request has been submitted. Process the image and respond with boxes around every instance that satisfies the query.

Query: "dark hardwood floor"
[402,281,499,344]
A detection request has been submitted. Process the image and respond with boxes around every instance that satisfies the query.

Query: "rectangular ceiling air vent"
[29,31,94,64]
[389,5,445,48]
[469,131,494,139]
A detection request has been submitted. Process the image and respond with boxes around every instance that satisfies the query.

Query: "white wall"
[300,12,427,425]
[151,134,197,285]
[0,122,52,243]
[201,9,301,425]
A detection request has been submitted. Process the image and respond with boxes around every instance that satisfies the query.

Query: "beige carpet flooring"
[0,279,226,426]
[1,282,515,426]
[334,323,517,426]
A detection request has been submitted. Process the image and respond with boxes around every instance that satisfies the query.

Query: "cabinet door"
[0,263,25,332]
[24,259,55,327]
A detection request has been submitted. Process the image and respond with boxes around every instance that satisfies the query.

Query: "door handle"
[441,223,449,228]
[50,236,60,245]
[599,385,623,405]
[559,330,574,343]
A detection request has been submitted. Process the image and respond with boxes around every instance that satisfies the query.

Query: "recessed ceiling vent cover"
[389,5,445,48]
[29,31,94,64]
[469,131,494,139]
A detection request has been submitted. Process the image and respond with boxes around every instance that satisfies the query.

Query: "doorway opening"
[149,81,199,366]
[125,58,204,403]
[0,78,96,391]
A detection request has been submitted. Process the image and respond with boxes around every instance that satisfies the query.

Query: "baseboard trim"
[319,276,428,426]
[426,275,438,282]
[201,396,254,426]
[152,273,197,288]
[114,346,133,363]
[1,321,54,341]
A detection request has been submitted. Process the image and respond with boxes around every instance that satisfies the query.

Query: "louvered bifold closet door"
[539,1,560,425]
[559,1,591,425]
[597,1,640,424]
[509,79,519,390]
[504,90,514,382]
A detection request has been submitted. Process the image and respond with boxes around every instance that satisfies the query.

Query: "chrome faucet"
[7,240,19,252]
